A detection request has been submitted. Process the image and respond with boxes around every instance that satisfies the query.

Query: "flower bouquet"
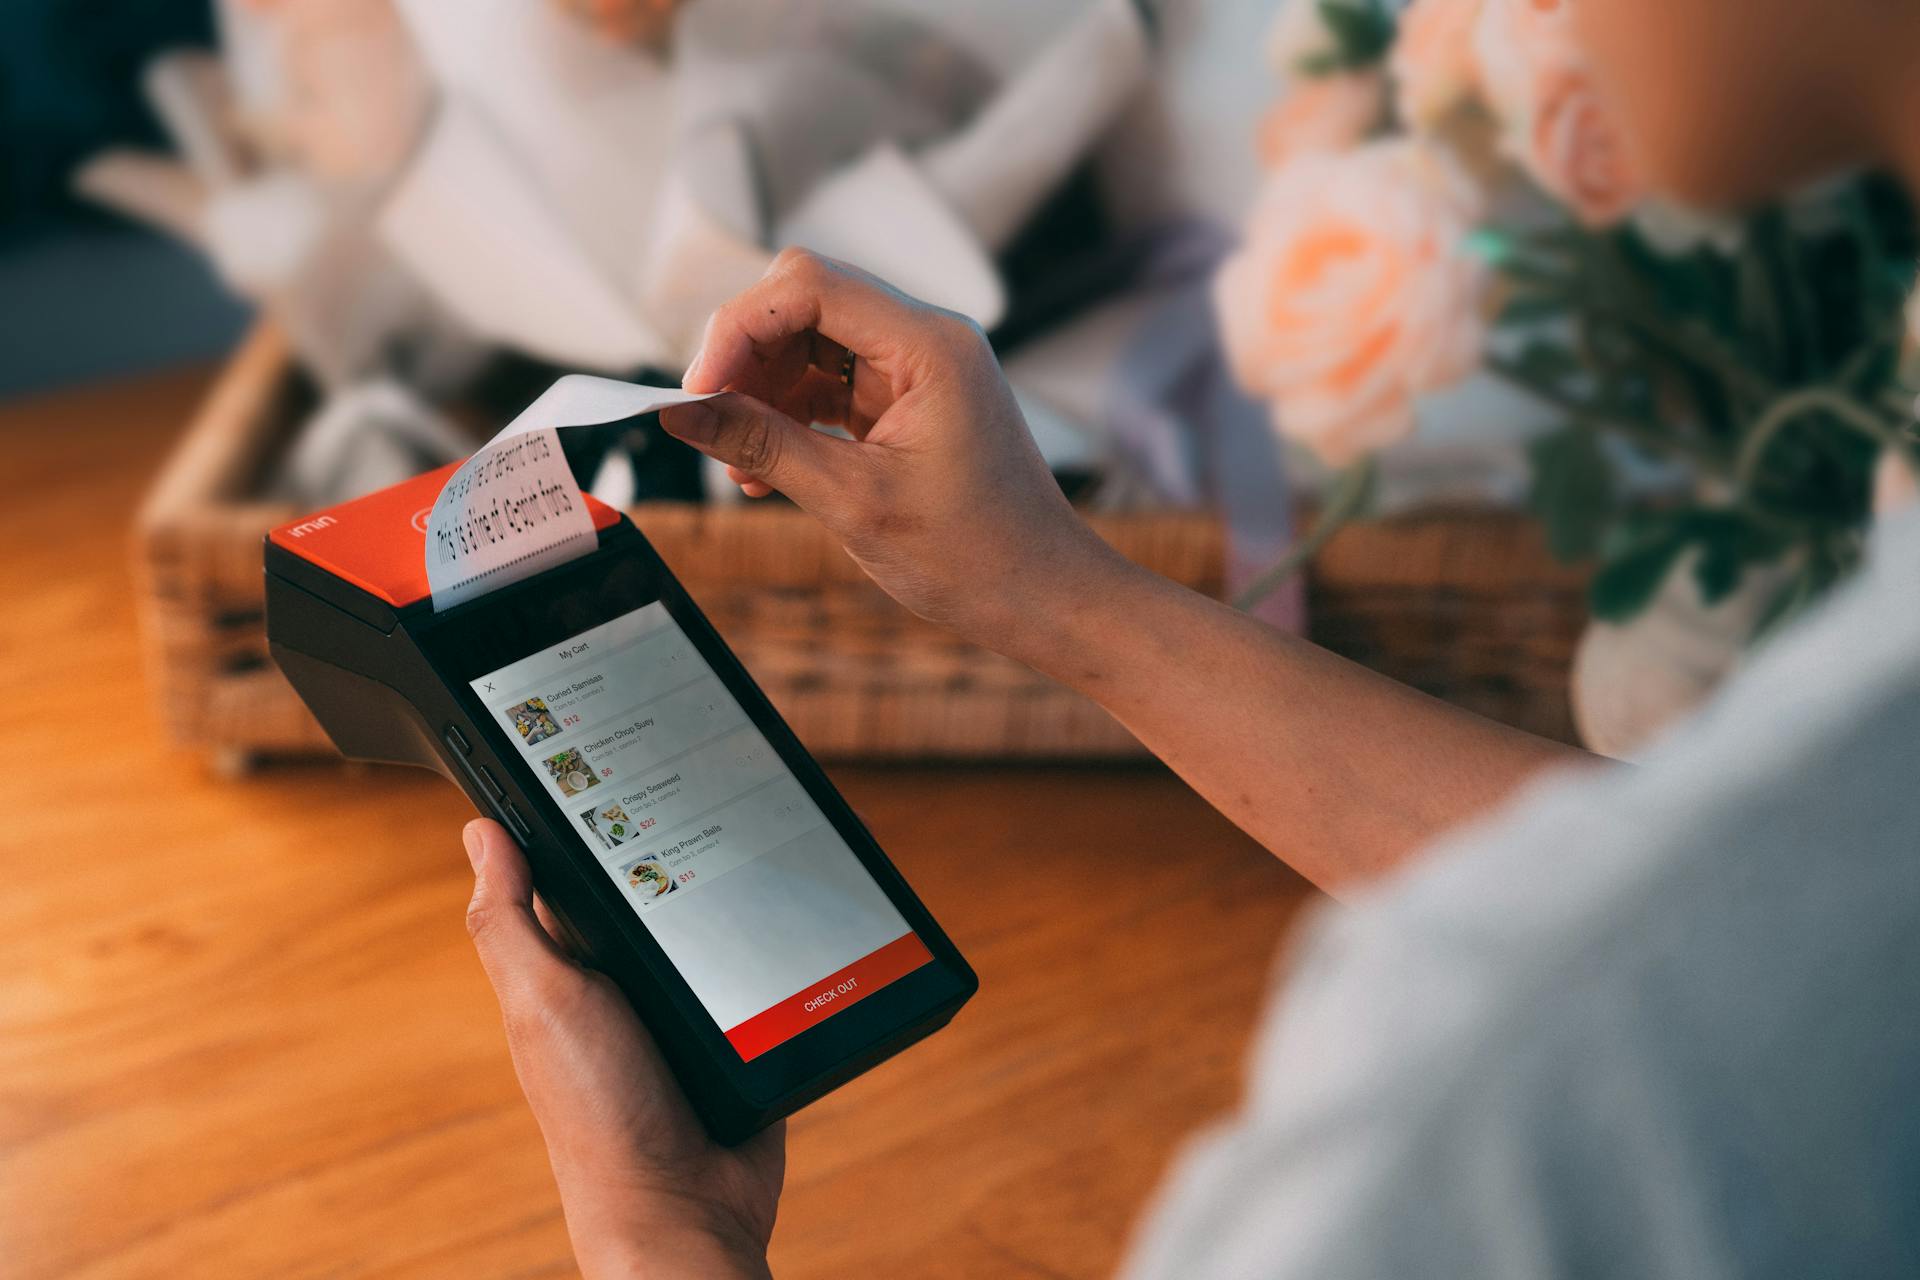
[1217,0,1919,649]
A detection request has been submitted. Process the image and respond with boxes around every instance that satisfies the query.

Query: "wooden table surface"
[0,369,1318,1279]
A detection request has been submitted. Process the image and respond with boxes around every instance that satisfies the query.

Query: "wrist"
[578,1223,770,1280]
[571,1199,771,1280]
[993,528,1157,679]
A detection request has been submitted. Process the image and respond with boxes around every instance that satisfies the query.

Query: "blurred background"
[6,1,1910,1276]
[6,0,1593,774]
[1,0,243,396]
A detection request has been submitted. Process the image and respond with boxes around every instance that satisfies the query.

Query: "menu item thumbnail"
[542,746,602,797]
[507,696,562,747]
[624,855,677,900]
[580,802,635,850]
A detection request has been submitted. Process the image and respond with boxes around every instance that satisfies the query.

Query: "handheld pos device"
[265,433,976,1144]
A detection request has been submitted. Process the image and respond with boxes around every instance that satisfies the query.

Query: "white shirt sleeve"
[1121,511,1920,1280]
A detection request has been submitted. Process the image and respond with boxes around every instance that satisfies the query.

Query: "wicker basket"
[134,324,1588,770]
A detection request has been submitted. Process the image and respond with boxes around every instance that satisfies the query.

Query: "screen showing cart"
[471,602,931,1060]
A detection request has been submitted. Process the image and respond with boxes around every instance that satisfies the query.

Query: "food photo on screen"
[580,801,636,850]
[540,746,602,797]
[622,855,677,903]
[505,696,562,747]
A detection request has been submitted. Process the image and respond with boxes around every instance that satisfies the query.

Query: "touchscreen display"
[470,603,932,1060]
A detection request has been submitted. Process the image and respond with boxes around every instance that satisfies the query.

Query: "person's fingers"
[710,327,855,421]
[682,249,941,399]
[659,393,870,517]
[463,819,578,1017]
[784,337,888,436]
[531,893,581,958]
[693,324,810,415]
[725,466,775,499]
[793,365,870,436]
[787,336,891,436]
[748,363,884,440]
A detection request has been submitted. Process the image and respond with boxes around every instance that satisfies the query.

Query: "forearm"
[1004,546,1598,894]
[656,255,1598,895]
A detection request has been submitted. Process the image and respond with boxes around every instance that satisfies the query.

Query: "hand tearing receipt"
[426,375,716,610]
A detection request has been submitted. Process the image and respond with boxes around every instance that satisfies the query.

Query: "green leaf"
[1498,293,1571,327]
[1515,340,1585,385]
[1589,527,1689,623]
[1691,538,1744,605]
[1694,507,1791,598]
[1592,506,1791,621]
[1316,0,1394,68]
[1674,510,1755,604]
[1527,427,1617,561]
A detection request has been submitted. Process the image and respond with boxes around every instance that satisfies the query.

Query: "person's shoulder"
[1379,503,1920,970]
[1306,506,1920,1093]
[1125,517,1920,1279]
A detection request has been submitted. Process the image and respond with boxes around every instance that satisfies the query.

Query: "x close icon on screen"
[484,682,496,692]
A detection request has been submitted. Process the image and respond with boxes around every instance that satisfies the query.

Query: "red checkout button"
[724,933,934,1062]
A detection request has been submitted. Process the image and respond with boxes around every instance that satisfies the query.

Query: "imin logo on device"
[287,515,338,538]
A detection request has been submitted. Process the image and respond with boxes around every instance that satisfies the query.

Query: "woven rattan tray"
[134,325,1587,770]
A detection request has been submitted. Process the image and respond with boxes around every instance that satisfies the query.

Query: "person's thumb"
[463,819,575,1015]
[660,392,863,516]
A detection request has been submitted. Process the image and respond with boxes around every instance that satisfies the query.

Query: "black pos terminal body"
[265,463,976,1143]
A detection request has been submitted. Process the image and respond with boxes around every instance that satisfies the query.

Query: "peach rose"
[1215,140,1490,466]
[1470,0,1577,125]
[1473,0,1642,225]
[1257,72,1386,169]
[1523,63,1643,225]
[1391,0,1484,130]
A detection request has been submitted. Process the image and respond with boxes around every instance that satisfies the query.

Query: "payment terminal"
[264,463,976,1143]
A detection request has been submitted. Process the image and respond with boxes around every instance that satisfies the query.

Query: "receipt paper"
[426,375,714,610]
